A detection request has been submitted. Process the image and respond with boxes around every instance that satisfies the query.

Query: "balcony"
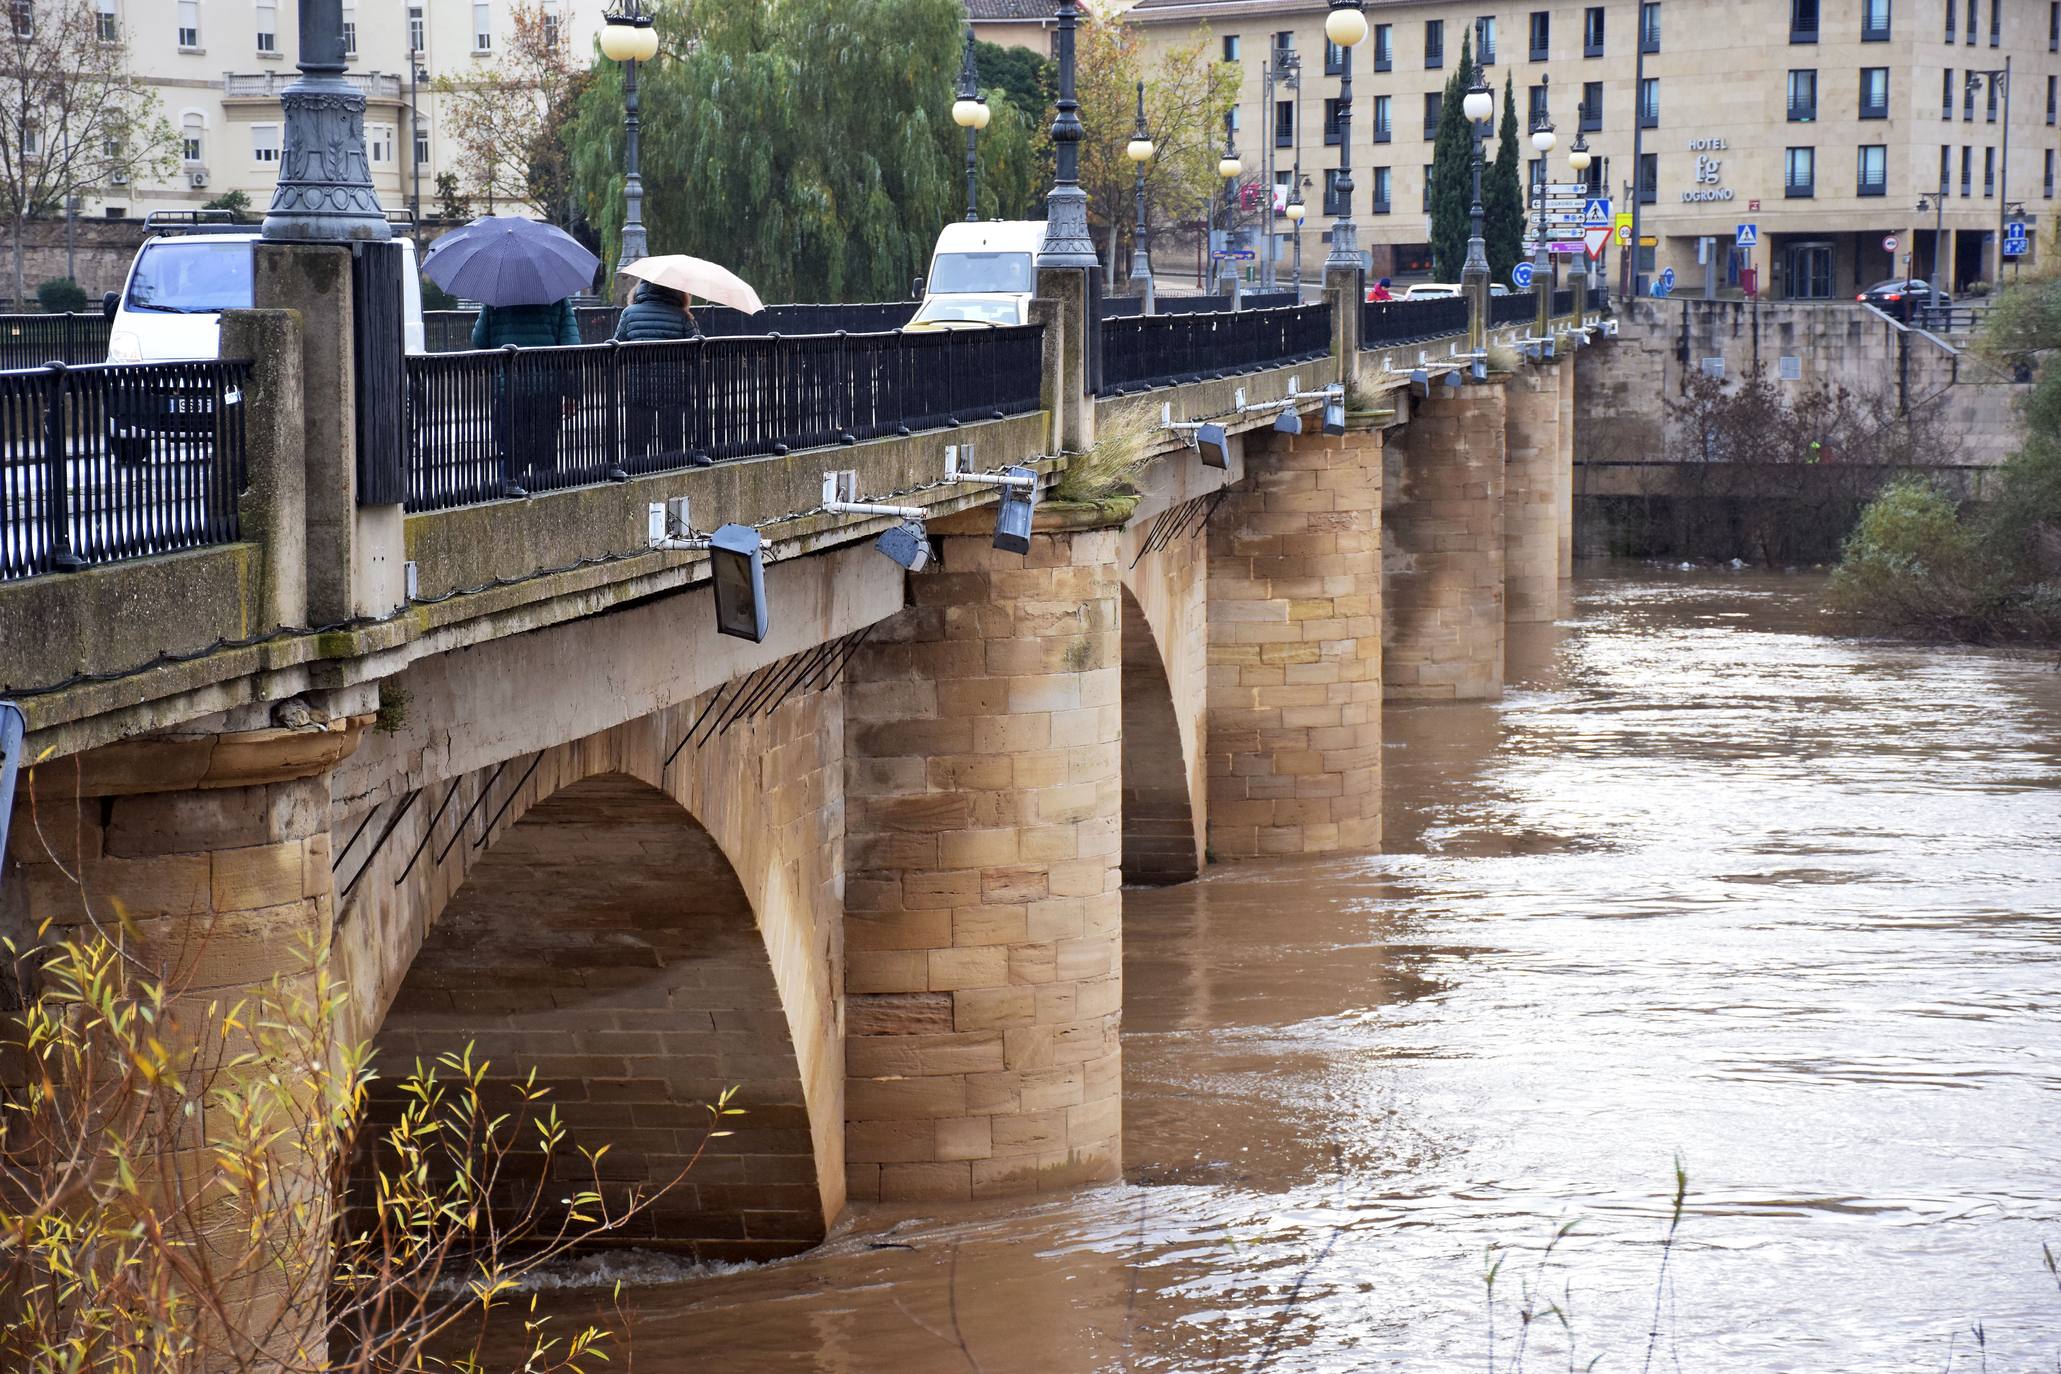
[1579,104,1602,133]
[1373,120,1391,143]
[1639,103,1658,129]
[1859,174,1886,196]
[223,70,403,102]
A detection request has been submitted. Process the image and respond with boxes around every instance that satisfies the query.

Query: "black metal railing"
[403,326,1044,514]
[1490,291,1537,327]
[1360,296,1470,348]
[425,301,922,353]
[1,359,249,581]
[0,313,114,370]
[1096,304,1330,395]
[1101,295,1146,319]
[1552,287,1576,317]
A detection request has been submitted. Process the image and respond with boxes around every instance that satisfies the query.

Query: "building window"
[1423,164,1434,212]
[1790,0,1819,41]
[1785,145,1815,196]
[180,113,203,164]
[1943,69,1955,118]
[94,0,116,42]
[1274,29,1293,52]
[408,3,425,53]
[1583,158,1604,194]
[1371,94,1392,142]
[1939,144,1951,193]
[2048,74,2056,124]
[1223,34,1241,61]
[2052,0,2059,49]
[1857,144,1887,195]
[255,1,276,52]
[414,123,430,165]
[1989,0,1999,43]
[1528,83,1547,126]
[253,123,281,165]
[1583,6,1605,56]
[473,1,492,52]
[1274,99,1293,148]
[1528,10,1549,59]
[1637,151,1658,203]
[1324,38,1344,74]
[8,0,29,39]
[1373,24,1392,71]
[1984,144,1995,195]
[1860,68,1889,118]
[1946,0,1955,39]
[1425,19,1443,67]
[1528,154,1543,190]
[1323,97,1342,145]
[1963,77,1976,120]
[2045,148,2055,196]
[1580,80,1603,131]
[1960,144,1972,194]
[1640,2,1661,51]
[1228,106,1240,134]
[342,5,356,54]
[1862,0,1891,40]
[176,0,199,48]
[1373,166,1392,212]
[1638,77,1659,128]
[369,125,393,164]
[1787,69,1817,121]
[1324,168,1349,217]
[1424,91,1443,140]
[1476,16,1496,63]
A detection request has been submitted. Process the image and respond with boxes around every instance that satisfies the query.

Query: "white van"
[102,214,425,462]
[905,220,1045,331]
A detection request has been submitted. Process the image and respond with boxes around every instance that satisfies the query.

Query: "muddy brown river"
[517,568,2061,1372]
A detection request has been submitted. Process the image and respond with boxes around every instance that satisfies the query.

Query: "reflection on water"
[519,568,2061,1373]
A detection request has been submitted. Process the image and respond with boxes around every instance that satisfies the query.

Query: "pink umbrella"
[618,255,764,314]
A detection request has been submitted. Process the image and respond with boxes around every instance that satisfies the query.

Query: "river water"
[528,568,2061,1372]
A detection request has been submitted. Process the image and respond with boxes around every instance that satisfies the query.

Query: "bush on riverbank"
[1830,271,2061,643]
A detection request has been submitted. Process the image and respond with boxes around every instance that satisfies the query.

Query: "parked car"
[1856,278,1949,319]
[102,211,424,462]
[1403,283,1463,300]
[904,219,1042,331]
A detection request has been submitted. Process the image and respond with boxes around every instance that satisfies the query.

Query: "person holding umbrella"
[613,255,764,467]
[422,215,599,489]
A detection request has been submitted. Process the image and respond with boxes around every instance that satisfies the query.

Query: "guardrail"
[1,359,249,581]
[0,313,114,370]
[1552,287,1575,318]
[404,325,1045,514]
[1360,296,1471,348]
[426,301,924,353]
[1096,304,1331,395]
[1489,292,1538,328]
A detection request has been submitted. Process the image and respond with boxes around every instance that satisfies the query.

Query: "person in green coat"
[473,297,581,485]
[614,284,695,463]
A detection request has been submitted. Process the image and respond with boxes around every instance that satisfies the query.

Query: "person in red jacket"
[1367,277,1394,302]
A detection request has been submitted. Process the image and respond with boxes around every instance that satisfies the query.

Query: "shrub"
[34,277,87,313]
[1827,478,2002,639]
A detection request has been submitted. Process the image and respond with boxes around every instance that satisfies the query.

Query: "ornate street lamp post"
[1461,44,1494,353]
[1286,190,1306,297]
[952,28,991,221]
[1216,114,1243,300]
[1966,62,2012,287]
[1322,0,1368,275]
[263,0,388,242]
[1568,129,1595,293]
[1125,81,1155,306]
[1037,0,1098,273]
[600,0,660,276]
[1529,78,1557,328]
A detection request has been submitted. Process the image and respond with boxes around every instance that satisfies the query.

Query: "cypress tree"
[1485,73,1527,285]
[1427,31,1474,282]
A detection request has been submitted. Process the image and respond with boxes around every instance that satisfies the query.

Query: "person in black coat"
[614,283,696,464]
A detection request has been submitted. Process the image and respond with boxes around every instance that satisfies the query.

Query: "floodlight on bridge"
[821,471,937,572]
[710,524,769,643]
[945,444,1040,554]
[874,520,933,572]
[1159,401,1232,469]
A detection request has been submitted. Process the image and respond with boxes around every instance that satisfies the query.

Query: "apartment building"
[975,0,2061,297]
[86,0,613,224]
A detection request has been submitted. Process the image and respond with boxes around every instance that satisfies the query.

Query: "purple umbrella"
[421,215,600,307]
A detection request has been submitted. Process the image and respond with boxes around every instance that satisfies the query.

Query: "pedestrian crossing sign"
[1735,223,1759,248]
[1583,198,1612,226]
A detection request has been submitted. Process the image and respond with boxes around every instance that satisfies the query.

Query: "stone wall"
[4,216,152,303]
[1503,367,1564,625]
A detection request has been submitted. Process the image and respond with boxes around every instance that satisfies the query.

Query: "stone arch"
[1118,585,1199,884]
[333,682,848,1262]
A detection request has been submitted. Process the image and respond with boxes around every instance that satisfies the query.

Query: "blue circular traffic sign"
[1659,266,1677,289]
[1511,262,1535,289]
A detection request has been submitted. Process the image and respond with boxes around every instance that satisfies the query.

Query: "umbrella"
[422,215,599,307]
[619,255,765,314]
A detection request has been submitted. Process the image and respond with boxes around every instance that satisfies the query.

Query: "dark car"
[1857,278,1949,320]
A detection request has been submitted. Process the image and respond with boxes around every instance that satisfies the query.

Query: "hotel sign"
[1682,137,1735,203]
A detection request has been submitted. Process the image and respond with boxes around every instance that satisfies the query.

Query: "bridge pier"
[1504,366,1565,625]
[1558,355,1577,579]
[1383,380,1510,701]
[842,509,1124,1202]
[1204,422,1385,858]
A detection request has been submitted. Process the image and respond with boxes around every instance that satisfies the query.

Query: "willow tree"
[1074,13,1238,289]
[569,0,1016,303]
[1427,31,1474,283]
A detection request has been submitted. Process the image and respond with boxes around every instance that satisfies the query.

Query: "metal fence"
[1360,296,1471,349]
[1489,292,1538,328]
[1552,287,1576,317]
[0,313,114,370]
[404,325,1045,513]
[1097,303,1332,395]
[1,359,249,581]
[425,301,923,353]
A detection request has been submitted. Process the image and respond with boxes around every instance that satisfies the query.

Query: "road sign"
[1583,197,1613,225]
[1511,261,1535,289]
[1735,222,1759,248]
[2004,221,2030,256]
[1616,225,1631,245]
[1210,249,1256,261]
[1659,266,1677,290]
[1584,226,1611,260]
[1748,198,1761,211]
[1544,182,1589,195]
[1881,234,1899,254]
